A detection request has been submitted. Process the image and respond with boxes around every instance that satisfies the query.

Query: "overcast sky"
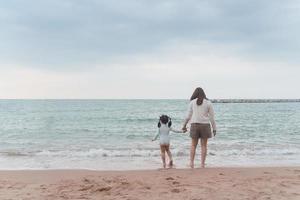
[0,0,299,99]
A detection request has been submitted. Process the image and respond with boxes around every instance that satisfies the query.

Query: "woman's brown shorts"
[190,123,212,139]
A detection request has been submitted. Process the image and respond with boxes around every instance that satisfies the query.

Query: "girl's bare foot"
[163,163,166,168]
[201,163,205,168]
[168,160,173,168]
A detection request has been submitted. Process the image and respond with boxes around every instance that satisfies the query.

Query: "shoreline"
[1,167,299,200]
[1,99,300,104]
[1,165,300,171]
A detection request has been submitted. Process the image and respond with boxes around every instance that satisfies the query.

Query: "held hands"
[182,126,188,133]
[213,130,217,136]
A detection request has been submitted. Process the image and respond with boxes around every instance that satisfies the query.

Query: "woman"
[182,87,216,168]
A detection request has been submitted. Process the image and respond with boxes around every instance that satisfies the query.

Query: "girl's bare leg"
[190,138,198,168]
[200,138,208,168]
[165,145,173,167]
[160,145,166,168]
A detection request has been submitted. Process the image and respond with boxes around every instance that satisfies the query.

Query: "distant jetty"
[211,99,300,103]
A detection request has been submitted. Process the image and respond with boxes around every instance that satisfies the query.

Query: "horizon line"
[1,98,300,100]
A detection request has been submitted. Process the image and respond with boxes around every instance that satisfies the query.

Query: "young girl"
[152,115,184,168]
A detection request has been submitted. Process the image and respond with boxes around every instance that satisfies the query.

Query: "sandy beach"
[0,167,299,200]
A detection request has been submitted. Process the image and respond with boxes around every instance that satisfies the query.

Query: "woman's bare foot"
[190,162,194,169]
[168,160,173,168]
[163,163,166,168]
[201,163,205,168]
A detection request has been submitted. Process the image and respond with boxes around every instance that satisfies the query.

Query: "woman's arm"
[208,102,217,135]
[182,102,193,131]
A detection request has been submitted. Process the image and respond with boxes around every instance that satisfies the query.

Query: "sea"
[0,100,299,170]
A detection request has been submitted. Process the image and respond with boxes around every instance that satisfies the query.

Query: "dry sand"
[0,167,299,200]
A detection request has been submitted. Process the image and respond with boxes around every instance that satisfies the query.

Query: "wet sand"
[0,167,300,200]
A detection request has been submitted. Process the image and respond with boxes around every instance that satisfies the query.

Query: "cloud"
[0,0,300,70]
[1,41,299,99]
[1,0,300,98]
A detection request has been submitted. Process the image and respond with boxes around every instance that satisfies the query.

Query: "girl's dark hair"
[158,115,172,128]
[190,87,207,105]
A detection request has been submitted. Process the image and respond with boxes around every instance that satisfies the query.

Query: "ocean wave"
[1,148,298,158]
[0,146,298,159]
[0,148,190,158]
[35,149,164,158]
[0,151,34,157]
[120,118,155,123]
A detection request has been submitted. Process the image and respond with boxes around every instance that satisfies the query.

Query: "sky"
[0,0,300,99]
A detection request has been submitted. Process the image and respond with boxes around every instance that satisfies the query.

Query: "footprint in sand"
[279,190,287,194]
[144,186,151,190]
[39,184,47,190]
[102,178,113,184]
[166,177,175,181]
[78,185,94,191]
[121,180,130,185]
[83,178,93,183]
[79,185,112,192]
[172,181,180,185]
[279,182,288,187]
[263,172,272,175]
[95,186,112,192]
[171,188,180,193]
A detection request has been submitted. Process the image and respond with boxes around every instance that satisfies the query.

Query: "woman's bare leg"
[190,138,198,168]
[165,145,173,167]
[200,138,208,168]
[160,145,166,168]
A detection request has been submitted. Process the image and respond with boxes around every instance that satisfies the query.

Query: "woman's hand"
[213,130,217,136]
[182,126,187,133]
